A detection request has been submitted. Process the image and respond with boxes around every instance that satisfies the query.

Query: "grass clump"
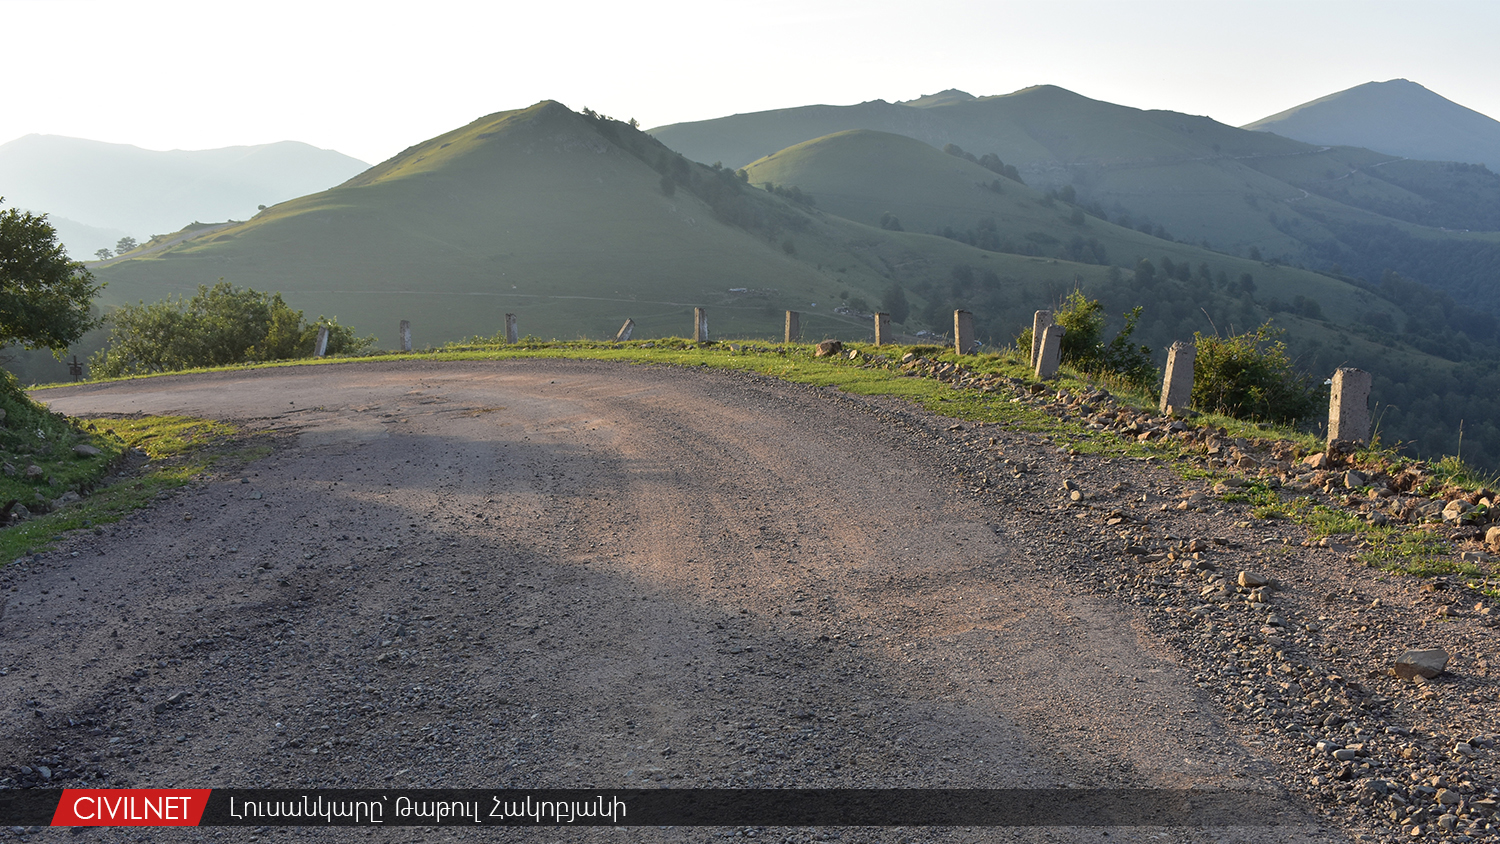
[0,414,258,563]
[0,370,121,516]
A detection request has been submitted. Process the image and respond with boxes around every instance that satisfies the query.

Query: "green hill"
[652,85,1500,313]
[95,102,901,344]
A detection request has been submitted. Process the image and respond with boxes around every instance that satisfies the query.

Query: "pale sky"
[4,0,1498,165]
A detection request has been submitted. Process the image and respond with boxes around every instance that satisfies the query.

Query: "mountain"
[91,101,972,344]
[84,100,1500,469]
[651,85,1500,314]
[1244,79,1500,168]
[0,135,370,257]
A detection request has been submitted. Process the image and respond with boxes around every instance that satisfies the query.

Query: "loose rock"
[1393,647,1450,680]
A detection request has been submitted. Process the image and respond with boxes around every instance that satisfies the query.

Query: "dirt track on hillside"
[2,360,1337,841]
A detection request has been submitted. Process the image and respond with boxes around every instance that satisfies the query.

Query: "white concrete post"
[785,311,800,344]
[399,320,412,353]
[504,314,518,344]
[1159,341,1195,415]
[954,310,975,355]
[875,313,891,346]
[1030,310,1053,368]
[314,326,329,358]
[1035,324,1065,379]
[1328,367,1373,449]
[694,308,708,342]
[616,319,635,342]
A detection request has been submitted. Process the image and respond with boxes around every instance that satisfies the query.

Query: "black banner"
[2,788,1310,827]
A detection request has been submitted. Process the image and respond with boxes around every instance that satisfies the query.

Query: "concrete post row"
[314,326,329,358]
[874,313,891,346]
[1328,367,1372,449]
[1034,324,1064,379]
[1159,341,1195,415]
[616,319,635,342]
[504,314,518,344]
[694,308,708,342]
[785,311,800,344]
[954,310,975,355]
[399,320,412,353]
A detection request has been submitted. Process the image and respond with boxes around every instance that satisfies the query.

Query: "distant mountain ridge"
[0,134,369,257]
[1243,79,1500,168]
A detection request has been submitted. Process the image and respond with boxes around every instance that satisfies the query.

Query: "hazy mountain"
[0,134,369,257]
[1244,79,1500,168]
[652,85,1500,313]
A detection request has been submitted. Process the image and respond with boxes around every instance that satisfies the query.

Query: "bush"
[1191,322,1319,423]
[90,282,374,378]
[1018,291,1153,387]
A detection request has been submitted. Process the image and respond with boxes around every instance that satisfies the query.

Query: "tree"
[0,198,103,354]
[1134,258,1156,285]
[89,281,373,378]
[880,283,910,324]
[95,248,113,261]
[115,236,138,254]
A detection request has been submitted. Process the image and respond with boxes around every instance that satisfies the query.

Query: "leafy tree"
[0,198,103,354]
[115,236,138,254]
[880,283,910,323]
[879,212,904,232]
[1134,258,1156,285]
[94,248,113,261]
[90,281,373,377]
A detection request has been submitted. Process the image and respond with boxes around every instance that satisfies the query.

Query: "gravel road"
[2,359,1346,841]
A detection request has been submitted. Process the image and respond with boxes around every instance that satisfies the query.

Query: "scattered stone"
[1344,470,1366,489]
[814,340,842,357]
[1303,453,1330,470]
[1393,647,1449,680]
[1238,571,1269,588]
[25,464,43,478]
[1436,788,1462,806]
[72,444,102,457]
[1485,526,1500,553]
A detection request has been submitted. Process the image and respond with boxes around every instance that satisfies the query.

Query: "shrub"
[1018,291,1153,387]
[90,282,374,378]
[1191,322,1319,423]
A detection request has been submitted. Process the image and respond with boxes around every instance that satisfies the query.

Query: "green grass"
[0,416,263,563]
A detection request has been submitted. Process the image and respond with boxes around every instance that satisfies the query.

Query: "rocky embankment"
[874,347,1500,842]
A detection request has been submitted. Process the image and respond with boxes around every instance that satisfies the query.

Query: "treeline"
[90,283,372,378]
[1298,212,1500,315]
[942,144,1024,183]
[1310,159,1500,233]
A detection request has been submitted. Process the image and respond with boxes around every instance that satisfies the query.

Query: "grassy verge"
[0,415,265,563]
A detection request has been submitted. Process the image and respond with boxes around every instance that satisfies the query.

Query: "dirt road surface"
[3,360,1334,841]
